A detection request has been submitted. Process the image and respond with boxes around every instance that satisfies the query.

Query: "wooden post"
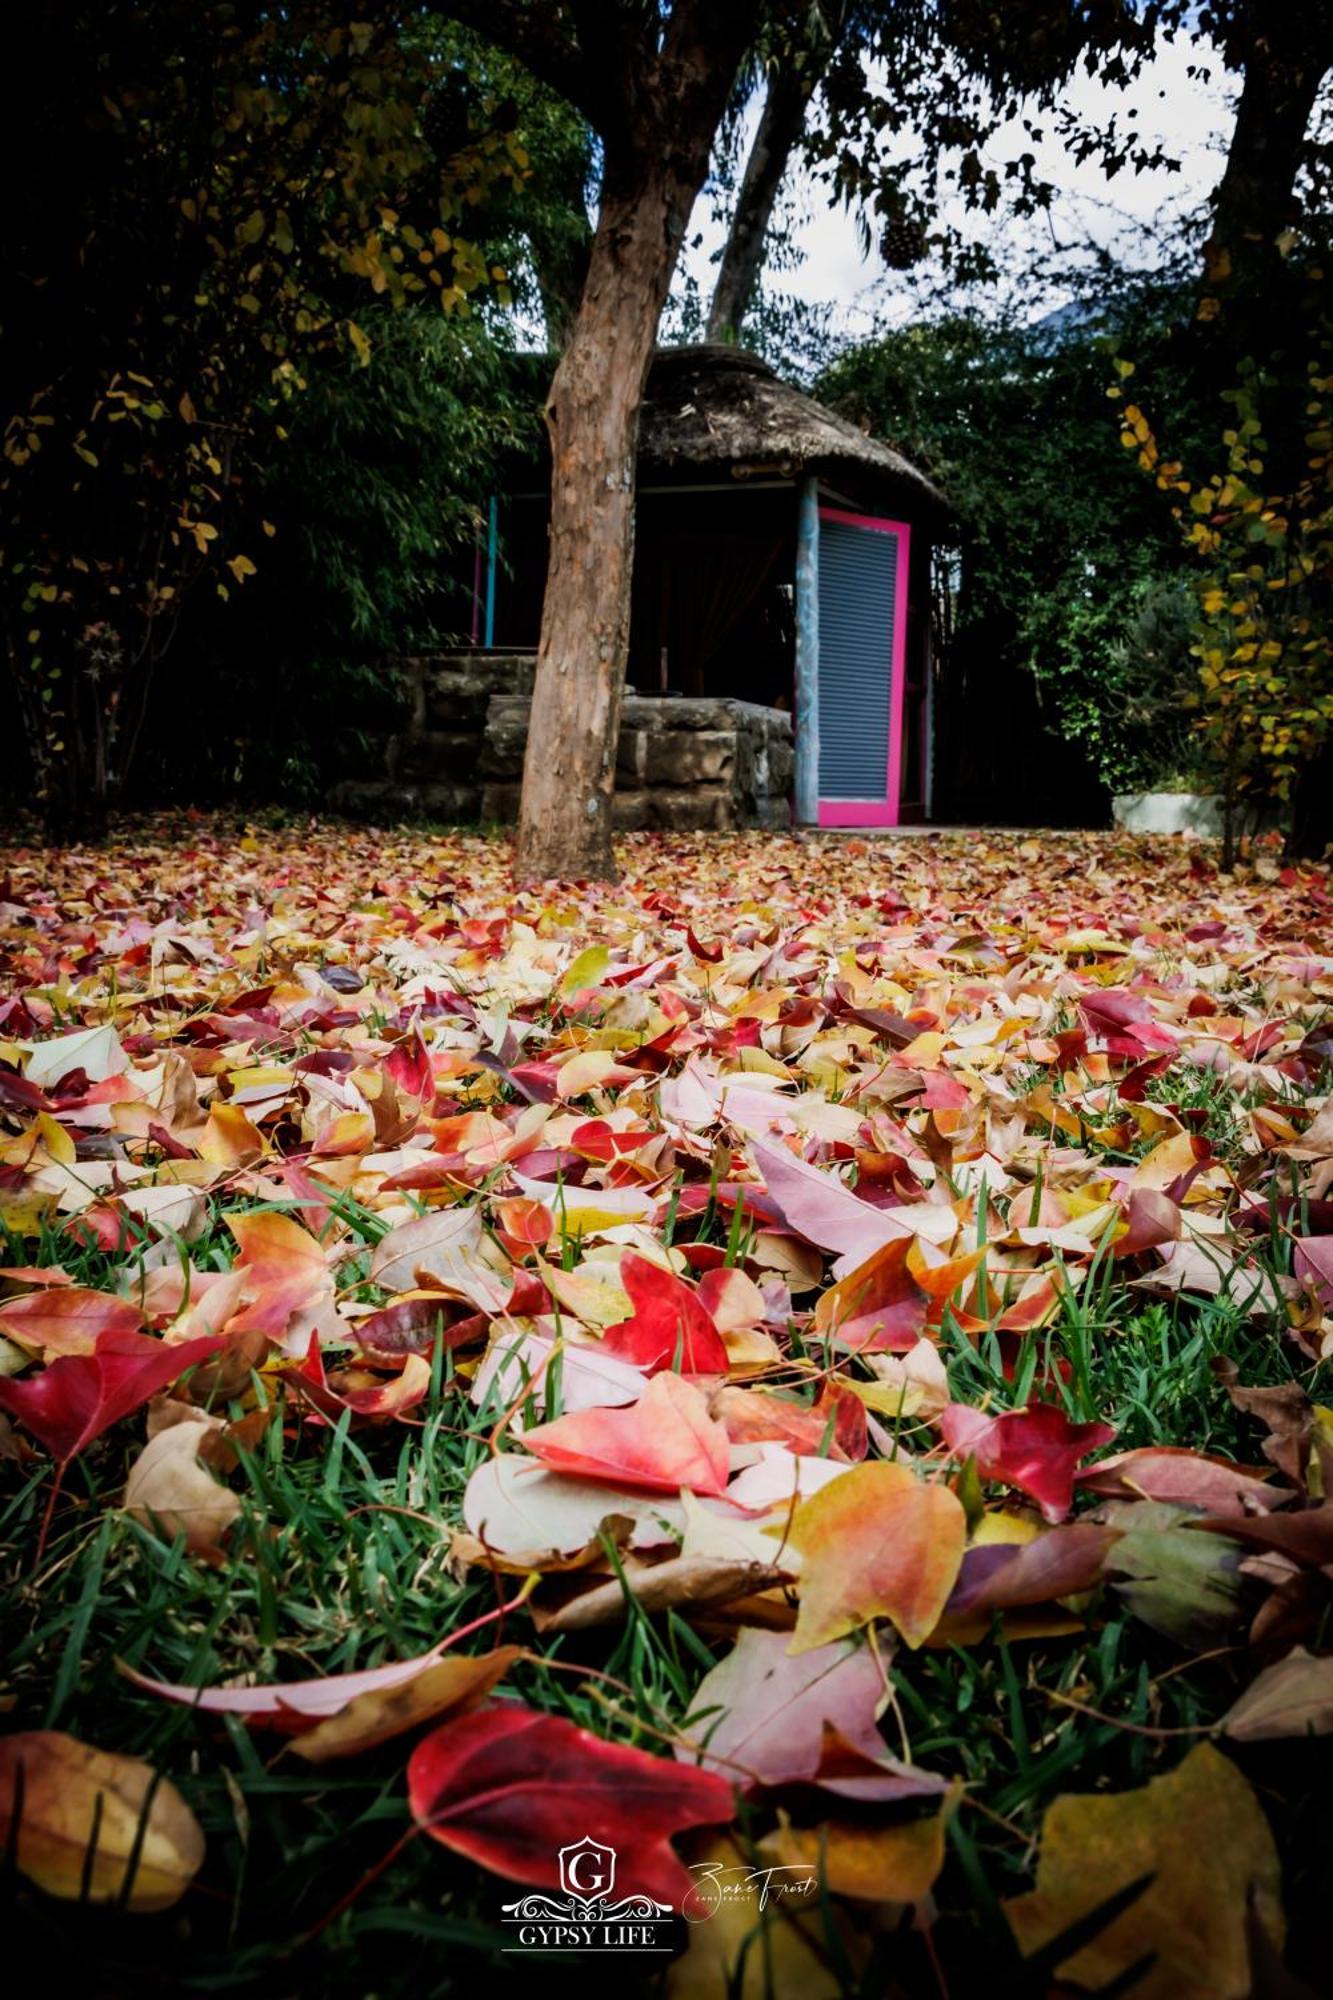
[794,476,820,825]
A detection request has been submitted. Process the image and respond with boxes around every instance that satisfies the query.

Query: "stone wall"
[332,653,793,831]
[331,653,535,823]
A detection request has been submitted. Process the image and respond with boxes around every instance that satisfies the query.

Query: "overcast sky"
[676,30,1237,341]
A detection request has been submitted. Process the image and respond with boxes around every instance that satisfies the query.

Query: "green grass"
[4,1182,1329,1997]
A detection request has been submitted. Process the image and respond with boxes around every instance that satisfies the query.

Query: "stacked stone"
[331,655,793,831]
[479,693,791,830]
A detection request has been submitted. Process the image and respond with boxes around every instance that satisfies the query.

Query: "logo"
[560,1836,616,1899]
[499,1838,675,1953]
[681,1859,819,1922]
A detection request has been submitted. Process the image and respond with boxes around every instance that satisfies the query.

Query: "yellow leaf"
[290,1647,520,1764]
[1005,1744,1283,2000]
[0,1732,205,1911]
[760,1782,960,1903]
[558,944,610,996]
[198,1101,266,1167]
[667,1834,865,1999]
[782,1461,967,1651]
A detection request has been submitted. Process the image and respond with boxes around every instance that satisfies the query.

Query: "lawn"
[1,815,1331,1999]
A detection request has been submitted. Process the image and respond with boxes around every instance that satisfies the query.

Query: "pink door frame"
[815,507,912,828]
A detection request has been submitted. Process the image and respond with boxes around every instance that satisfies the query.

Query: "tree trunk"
[706,60,823,344]
[1203,16,1331,310]
[514,164,697,882]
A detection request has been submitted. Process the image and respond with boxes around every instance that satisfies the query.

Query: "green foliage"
[138,307,537,805]
[820,279,1212,794]
[1119,282,1333,858]
[2,2,526,833]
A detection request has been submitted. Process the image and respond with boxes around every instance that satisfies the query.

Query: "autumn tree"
[440,0,1198,882]
[434,1,766,882]
[1118,282,1333,866]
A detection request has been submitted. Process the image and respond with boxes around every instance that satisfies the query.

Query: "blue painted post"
[794,477,820,824]
[483,495,498,648]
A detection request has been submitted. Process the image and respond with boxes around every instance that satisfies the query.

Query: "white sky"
[676,31,1237,340]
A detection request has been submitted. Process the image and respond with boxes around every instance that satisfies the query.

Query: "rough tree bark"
[1203,9,1332,309]
[514,161,699,880]
[504,3,765,881]
[706,56,827,344]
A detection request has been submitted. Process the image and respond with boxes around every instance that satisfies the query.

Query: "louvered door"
[816,510,910,827]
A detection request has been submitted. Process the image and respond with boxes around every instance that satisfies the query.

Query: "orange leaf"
[0,1284,143,1358]
[225,1210,329,1337]
[519,1370,731,1495]
[784,1461,967,1651]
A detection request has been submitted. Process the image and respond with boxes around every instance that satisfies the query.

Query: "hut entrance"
[629,489,795,706]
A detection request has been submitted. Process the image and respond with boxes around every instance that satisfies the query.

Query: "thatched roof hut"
[638,344,947,517]
[482,342,949,829]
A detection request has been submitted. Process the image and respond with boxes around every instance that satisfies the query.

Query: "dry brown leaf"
[0,1730,205,1910]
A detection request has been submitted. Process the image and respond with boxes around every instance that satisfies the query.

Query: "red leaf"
[1076,1445,1286,1515]
[0,1328,226,1464]
[519,1370,731,1495]
[815,1382,869,1461]
[600,1252,728,1375]
[938,1403,1116,1523]
[1295,1235,1333,1310]
[712,1384,853,1459]
[385,1025,435,1104]
[0,1285,143,1358]
[812,1238,928,1353]
[407,1701,733,1903]
[1113,1189,1181,1259]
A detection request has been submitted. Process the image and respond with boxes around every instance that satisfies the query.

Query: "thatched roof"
[638,345,947,514]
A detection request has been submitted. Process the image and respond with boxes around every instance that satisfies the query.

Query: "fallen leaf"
[1222,1647,1333,1741]
[25,1026,129,1090]
[1100,1500,1247,1645]
[677,1627,890,1790]
[370,1204,511,1308]
[519,1370,731,1495]
[939,1402,1116,1523]
[669,1833,864,1997]
[1004,1743,1284,2000]
[599,1251,729,1374]
[1078,1445,1284,1514]
[0,1284,144,1359]
[0,1730,204,1910]
[0,1327,226,1465]
[784,1461,967,1651]
[760,1781,958,1903]
[407,1701,734,1903]
[124,1416,241,1553]
[226,1210,330,1340]
[289,1647,520,1762]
